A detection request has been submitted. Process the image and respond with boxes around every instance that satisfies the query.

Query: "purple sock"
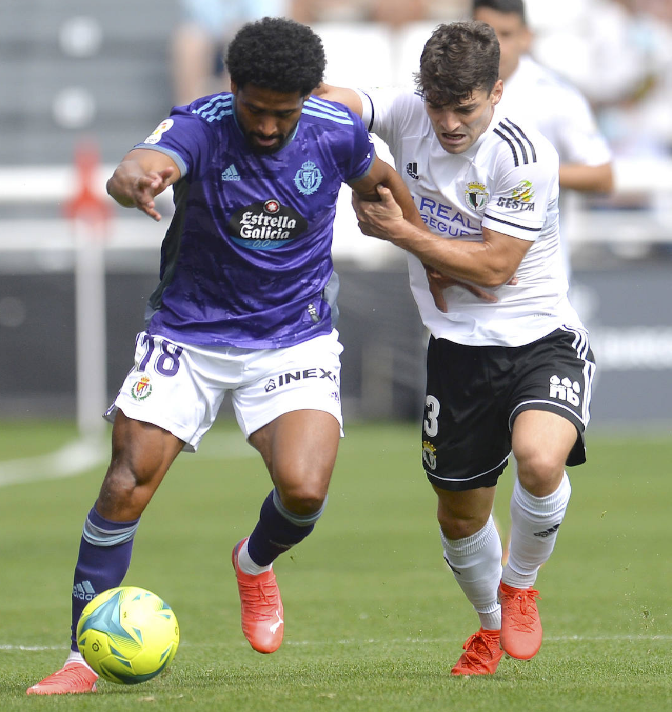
[247,490,325,567]
[70,505,140,651]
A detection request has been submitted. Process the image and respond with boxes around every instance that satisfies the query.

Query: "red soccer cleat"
[499,581,542,660]
[26,661,98,695]
[451,628,504,675]
[232,538,284,654]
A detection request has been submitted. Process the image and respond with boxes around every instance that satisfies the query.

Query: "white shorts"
[105,330,344,452]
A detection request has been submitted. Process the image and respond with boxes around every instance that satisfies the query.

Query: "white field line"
[0,437,107,488]
[3,634,672,653]
[0,432,257,489]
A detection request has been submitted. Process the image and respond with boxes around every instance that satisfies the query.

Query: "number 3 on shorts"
[424,395,440,438]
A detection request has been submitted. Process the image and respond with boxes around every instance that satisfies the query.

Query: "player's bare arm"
[313,83,363,117]
[559,162,614,193]
[106,148,181,222]
[354,184,531,288]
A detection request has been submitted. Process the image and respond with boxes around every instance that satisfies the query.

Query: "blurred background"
[0,0,671,439]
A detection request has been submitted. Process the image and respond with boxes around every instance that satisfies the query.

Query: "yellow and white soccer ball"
[76,586,179,685]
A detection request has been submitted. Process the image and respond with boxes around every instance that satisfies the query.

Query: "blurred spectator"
[171,0,315,105]
[473,0,613,195]
[528,0,672,160]
[368,0,429,28]
[472,0,614,275]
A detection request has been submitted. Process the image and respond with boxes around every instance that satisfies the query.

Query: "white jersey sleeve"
[482,118,560,242]
[356,88,427,166]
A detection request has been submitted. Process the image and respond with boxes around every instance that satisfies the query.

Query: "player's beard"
[245,118,300,155]
[247,132,286,154]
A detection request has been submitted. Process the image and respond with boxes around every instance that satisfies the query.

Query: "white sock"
[503,472,571,589]
[65,649,95,673]
[237,538,273,576]
[440,516,503,631]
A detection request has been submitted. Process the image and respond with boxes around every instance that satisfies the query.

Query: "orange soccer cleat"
[232,538,284,654]
[451,628,504,675]
[499,582,542,660]
[26,661,98,695]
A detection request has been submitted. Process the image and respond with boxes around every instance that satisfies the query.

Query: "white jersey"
[358,88,585,347]
[499,55,612,168]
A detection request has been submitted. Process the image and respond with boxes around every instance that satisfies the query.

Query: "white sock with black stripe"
[503,472,571,589]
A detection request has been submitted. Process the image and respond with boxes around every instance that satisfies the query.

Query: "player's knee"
[438,511,489,540]
[515,449,565,495]
[277,483,327,517]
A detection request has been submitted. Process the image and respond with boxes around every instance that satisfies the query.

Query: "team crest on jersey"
[131,375,153,400]
[143,119,174,145]
[228,199,308,250]
[294,161,323,195]
[465,182,489,213]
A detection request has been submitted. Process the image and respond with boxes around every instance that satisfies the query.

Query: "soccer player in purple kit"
[27,17,421,695]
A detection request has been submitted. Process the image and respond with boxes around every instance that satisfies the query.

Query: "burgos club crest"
[294,161,323,195]
[465,182,489,213]
[131,375,153,400]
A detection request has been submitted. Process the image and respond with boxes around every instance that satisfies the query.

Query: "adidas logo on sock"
[221,164,241,181]
[72,580,96,601]
[534,523,561,538]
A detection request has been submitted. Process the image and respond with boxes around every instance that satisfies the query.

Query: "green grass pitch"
[0,420,671,710]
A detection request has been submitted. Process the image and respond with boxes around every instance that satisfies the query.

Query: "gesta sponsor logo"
[228,199,308,250]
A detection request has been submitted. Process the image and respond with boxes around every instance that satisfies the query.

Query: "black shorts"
[422,327,596,492]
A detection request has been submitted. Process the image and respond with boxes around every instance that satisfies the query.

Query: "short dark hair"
[472,0,526,24]
[226,17,325,96]
[416,22,500,106]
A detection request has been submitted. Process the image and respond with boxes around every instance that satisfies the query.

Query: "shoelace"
[462,632,499,665]
[239,577,279,611]
[507,588,541,631]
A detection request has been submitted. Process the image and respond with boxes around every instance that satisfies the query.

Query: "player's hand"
[133,167,175,221]
[352,184,404,241]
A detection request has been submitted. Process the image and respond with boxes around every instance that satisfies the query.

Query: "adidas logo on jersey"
[72,580,96,601]
[406,162,419,180]
[222,164,241,181]
[549,375,581,406]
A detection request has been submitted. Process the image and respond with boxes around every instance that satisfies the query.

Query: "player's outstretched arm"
[559,162,614,193]
[313,83,363,117]
[106,149,181,221]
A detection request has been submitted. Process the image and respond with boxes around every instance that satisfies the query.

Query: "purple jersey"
[135,93,374,348]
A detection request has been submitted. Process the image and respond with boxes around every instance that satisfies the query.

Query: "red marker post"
[63,139,111,439]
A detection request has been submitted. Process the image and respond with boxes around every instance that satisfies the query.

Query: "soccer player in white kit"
[318,21,596,674]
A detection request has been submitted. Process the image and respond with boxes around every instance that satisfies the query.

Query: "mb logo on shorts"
[549,375,580,406]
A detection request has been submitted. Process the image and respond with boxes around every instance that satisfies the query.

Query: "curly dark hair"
[226,17,326,96]
[415,21,500,107]
[472,0,526,24]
